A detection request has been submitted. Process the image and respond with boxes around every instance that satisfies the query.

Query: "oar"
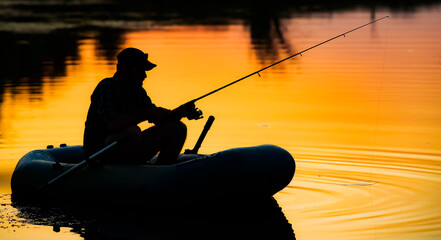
[184,115,215,154]
[41,140,119,190]
[16,136,128,201]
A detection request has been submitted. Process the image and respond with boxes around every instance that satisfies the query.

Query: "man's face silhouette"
[126,65,147,87]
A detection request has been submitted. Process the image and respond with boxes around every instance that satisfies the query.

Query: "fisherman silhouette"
[83,47,198,164]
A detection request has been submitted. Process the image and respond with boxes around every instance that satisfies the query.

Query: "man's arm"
[107,107,170,133]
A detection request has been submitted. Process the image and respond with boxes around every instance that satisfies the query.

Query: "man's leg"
[141,121,187,164]
[104,125,142,163]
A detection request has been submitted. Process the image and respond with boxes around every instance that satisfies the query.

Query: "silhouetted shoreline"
[1,0,440,31]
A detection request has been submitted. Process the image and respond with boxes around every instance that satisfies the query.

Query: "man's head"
[116,48,156,86]
[117,48,156,71]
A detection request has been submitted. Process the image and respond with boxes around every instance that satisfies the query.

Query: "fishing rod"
[185,16,389,106]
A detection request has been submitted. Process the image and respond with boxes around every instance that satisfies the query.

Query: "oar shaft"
[46,141,118,187]
[192,115,215,153]
[190,16,389,103]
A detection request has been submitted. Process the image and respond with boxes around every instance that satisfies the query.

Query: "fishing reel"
[180,101,203,120]
[187,108,203,120]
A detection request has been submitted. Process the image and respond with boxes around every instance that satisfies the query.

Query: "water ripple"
[279,145,441,238]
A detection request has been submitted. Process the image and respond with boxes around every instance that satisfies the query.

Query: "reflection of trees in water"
[95,29,126,62]
[0,28,124,101]
[0,32,67,103]
[0,0,440,104]
[247,2,294,68]
[0,31,77,82]
[0,27,124,136]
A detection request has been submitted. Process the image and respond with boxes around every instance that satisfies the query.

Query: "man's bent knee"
[157,121,187,137]
[175,121,187,136]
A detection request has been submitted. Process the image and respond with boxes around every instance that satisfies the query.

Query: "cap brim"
[145,60,156,71]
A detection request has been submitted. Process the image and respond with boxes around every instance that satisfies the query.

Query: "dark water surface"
[1,195,294,239]
[1,1,441,239]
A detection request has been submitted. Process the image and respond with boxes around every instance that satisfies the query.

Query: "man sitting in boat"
[83,47,197,164]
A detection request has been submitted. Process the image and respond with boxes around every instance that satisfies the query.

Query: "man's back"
[83,76,153,156]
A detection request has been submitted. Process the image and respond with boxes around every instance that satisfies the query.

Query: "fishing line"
[369,15,391,240]
[185,16,390,105]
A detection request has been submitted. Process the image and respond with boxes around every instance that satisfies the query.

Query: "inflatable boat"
[11,144,295,206]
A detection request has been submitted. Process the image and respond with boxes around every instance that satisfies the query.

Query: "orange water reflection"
[1,8,441,240]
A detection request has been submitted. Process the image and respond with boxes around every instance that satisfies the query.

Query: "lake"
[1,1,441,239]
